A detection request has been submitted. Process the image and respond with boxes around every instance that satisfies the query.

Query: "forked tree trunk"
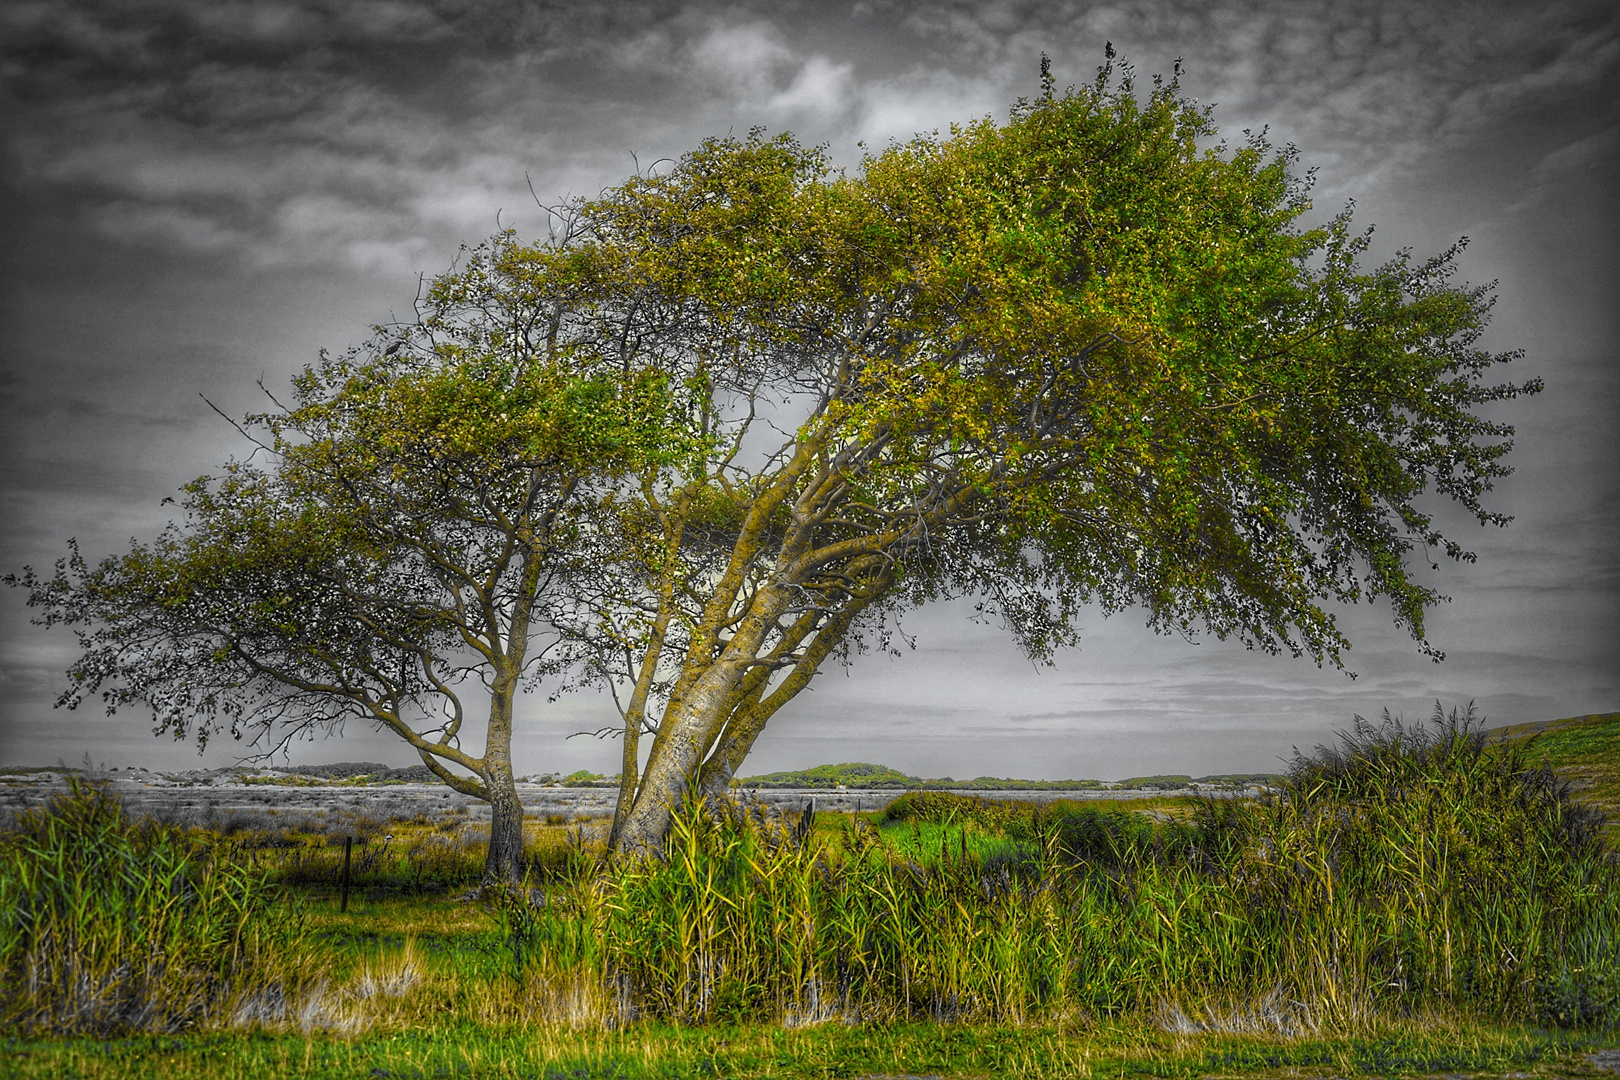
[612,565,890,854]
[613,677,741,854]
[612,724,701,853]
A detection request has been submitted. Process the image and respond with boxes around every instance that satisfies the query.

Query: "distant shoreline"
[0,773,1268,828]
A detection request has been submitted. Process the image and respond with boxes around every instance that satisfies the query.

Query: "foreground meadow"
[3,709,1618,1078]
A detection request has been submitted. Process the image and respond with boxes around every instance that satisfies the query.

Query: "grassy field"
[2,708,1618,1078]
[1498,712,1620,833]
[5,1016,1618,1079]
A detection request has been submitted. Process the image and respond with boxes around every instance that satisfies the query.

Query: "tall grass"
[211,816,580,896]
[499,705,1619,1032]
[0,780,318,1034]
[1248,704,1616,1026]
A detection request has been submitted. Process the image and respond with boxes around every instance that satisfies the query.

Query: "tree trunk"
[484,760,525,886]
[697,707,764,801]
[612,712,703,854]
[481,672,525,886]
[614,672,741,853]
[609,710,641,848]
[612,566,891,853]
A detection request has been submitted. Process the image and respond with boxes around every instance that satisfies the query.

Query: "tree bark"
[614,577,888,851]
[480,668,525,886]
[484,759,525,886]
[613,674,737,854]
[695,593,879,800]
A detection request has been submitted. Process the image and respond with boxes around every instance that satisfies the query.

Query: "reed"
[0,779,318,1034]
[1249,704,1617,1026]
[495,705,1618,1032]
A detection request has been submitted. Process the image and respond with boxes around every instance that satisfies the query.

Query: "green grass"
[1512,712,1620,829]
[490,712,1619,1030]
[1,1019,1614,1079]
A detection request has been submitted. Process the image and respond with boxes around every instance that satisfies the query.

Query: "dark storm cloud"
[4,1,659,268]
[7,0,1614,268]
[892,0,1618,132]
[2,1,918,270]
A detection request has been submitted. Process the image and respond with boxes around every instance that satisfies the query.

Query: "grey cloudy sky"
[1,0,1616,780]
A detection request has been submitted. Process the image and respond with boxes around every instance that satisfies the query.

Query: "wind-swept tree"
[12,58,1540,862]
[564,60,1539,852]
[8,235,693,883]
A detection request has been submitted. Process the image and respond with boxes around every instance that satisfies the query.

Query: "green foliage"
[1111,775,1193,790]
[0,781,315,1034]
[5,230,712,879]
[586,63,1536,676]
[562,770,609,786]
[8,233,696,756]
[575,58,1539,846]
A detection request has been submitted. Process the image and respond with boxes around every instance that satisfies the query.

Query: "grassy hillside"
[1495,711,1620,829]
